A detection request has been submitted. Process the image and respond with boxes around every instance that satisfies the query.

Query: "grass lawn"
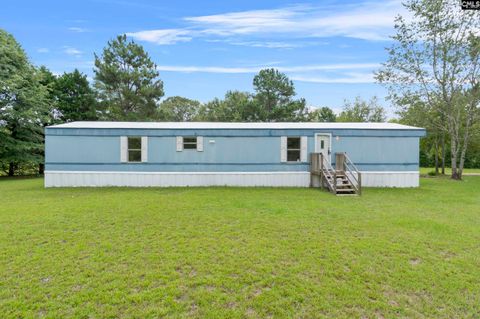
[420,167,480,175]
[1,178,479,318]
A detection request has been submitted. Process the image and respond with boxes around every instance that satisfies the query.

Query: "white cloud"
[291,72,376,84]
[187,2,404,41]
[126,29,192,45]
[228,41,302,49]
[68,27,89,33]
[37,48,49,53]
[127,1,405,45]
[63,46,83,57]
[155,63,378,83]
[156,63,379,74]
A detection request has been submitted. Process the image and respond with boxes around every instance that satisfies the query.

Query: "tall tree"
[94,34,164,121]
[54,69,98,122]
[376,0,480,180]
[158,96,201,121]
[337,96,386,122]
[0,29,49,176]
[308,107,336,122]
[253,68,308,122]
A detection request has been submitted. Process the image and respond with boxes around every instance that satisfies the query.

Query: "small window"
[183,137,197,150]
[128,137,142,162]
[287,137,301,162]
[321,140,325,149]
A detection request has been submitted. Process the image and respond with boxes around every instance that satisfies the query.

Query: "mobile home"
[44,122,425,190]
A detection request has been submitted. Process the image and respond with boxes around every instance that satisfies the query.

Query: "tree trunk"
[450,134,460,180]
[8,162,15,176]
[441,132,446,175]
[38,163,45,175]
[458,114,473,181]
[434,136,439,175]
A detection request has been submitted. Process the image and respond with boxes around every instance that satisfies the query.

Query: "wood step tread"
[336,189,356,193]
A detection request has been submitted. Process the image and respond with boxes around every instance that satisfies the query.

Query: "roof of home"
[47,121,424,130]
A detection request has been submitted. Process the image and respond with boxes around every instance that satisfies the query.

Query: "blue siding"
[45,136,120,163]
[332,136,419,168]
[149,136,282,164]
[45,127,424,173]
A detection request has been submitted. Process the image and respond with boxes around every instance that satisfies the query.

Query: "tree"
[308,107,336,122]
[198,91,256,122]
[376,0,480,180]
[252,68,308,121]
[396,94,449,174]
[0,29,49,176]
[337,96,386,122]
[94,34,164,121]
[54,69,98,122]
[158,96,201,121]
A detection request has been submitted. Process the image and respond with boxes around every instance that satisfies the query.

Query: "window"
[128,137,142,162]
[287,137,301,162]
[183,137,197,150]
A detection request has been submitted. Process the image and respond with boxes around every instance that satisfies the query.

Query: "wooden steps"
[310,152,362,196]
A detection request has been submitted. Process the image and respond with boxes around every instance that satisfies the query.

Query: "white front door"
[315,134,331,161]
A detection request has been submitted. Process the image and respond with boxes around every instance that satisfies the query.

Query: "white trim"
[300,136,307,162]
[280,136,287,163]
[141,136,148,162]
[196,136,203,152]
[44,170,420,188]
[45,170,310,175]
[176,136,183,151]
[360,171,418,174]
[120,136,128,163]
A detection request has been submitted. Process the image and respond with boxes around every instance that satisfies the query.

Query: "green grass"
[1,178,479,318]
[420,167,480,175]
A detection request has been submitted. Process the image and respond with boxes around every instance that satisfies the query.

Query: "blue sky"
[1,0,406,115]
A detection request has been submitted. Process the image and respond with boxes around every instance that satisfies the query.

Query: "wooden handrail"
[341,152,362,195]
[344,152,360,174]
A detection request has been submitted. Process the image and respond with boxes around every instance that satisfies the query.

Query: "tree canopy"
[308,107,336,122]
[158,96,201,121]
[337,96,386,122]
[376,0,480,179]
[0,29,50,175]
[54,69,98,122]
[252,68,308,122]
[94,34,164,121]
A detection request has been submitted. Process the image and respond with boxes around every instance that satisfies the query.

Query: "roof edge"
[46,121,426,131]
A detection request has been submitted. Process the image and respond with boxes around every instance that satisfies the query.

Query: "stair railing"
[341,152,362,195]
[320,153,336,193]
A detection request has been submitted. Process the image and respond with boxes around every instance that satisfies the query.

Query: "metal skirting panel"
[44,171,419,188]
[360,171,419,187]
[44,171,311,187]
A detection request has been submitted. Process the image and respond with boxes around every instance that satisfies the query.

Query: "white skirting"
[44,170,419,188]
[44,171,311,187]
[360,171,419,187]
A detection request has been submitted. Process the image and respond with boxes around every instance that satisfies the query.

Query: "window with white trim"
[287,137,301,162]
[183,137,197,150]
[127,137,142,162]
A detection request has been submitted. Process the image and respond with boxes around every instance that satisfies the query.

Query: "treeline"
[2,4,480,178]
[0,30,386,176]
[377,0,480,178]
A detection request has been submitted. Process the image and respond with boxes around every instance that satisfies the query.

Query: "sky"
[1,0,408,115]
